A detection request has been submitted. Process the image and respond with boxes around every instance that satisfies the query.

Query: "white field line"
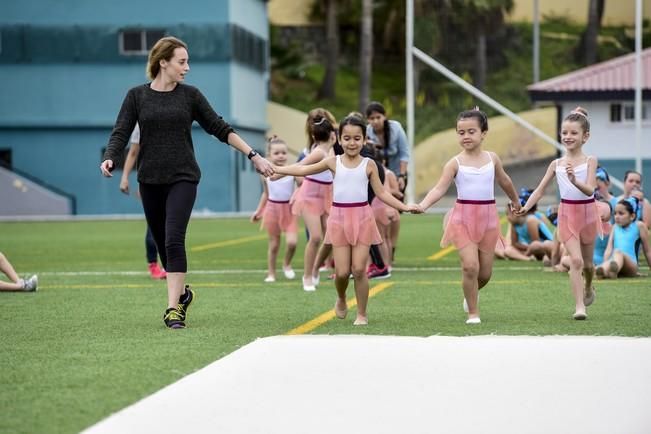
[38,265,553,277]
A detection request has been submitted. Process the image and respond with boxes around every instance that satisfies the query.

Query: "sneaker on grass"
[163,307,185,329]
[22,275,38,292]
[177,285,194,321]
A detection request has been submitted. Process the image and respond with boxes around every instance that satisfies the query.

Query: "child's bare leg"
[389,218,400,262]
[606,251,625,278]
[458,245,480,320]
[580,241,595,304]
[505,245,533,261]
[0,251,24,290]
[332,246,352,318]
[477,248,494,290]
[312,242,332,277]
[0,252,20,284]
[283,232,297,269]
[351,244,371,324]
[563,238,586,318]
[302,213,323,286]
[267,233,280,279]
[376,223,391,268]
[618,253,639,277]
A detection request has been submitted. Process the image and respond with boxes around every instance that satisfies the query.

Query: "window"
[0,149,11,169]
[119,29,166,55]
[231,25,266,71]
[610,103,622,122]
[610,103,648,123]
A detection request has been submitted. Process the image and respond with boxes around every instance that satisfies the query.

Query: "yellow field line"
[285,282,394,335]
[427,245,456,261]
[191,234,267,252]
[427,215,508,261]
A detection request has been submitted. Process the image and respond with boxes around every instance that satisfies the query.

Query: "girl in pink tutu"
[251,137,298,283]
[291,114,337,291]
[519,107,601,320]
[417,107,521,324]
[274,115,420,325]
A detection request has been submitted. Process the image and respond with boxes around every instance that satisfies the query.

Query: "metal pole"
[634,0,643,174]
[406,0,415,203]
[533,0,540,83]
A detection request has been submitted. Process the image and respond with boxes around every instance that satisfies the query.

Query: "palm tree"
[359,0,374,112]
[576,0,606,65]
[318,0,339,100]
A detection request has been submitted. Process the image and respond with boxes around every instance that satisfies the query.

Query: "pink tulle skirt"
[440,200,502,253]
[325,202,383,247]
[557,198,603,244]
[291,178,333,217]
[371,197,400,226]
[262,200,298,236]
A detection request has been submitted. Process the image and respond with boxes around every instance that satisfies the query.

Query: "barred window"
[231,25,266,71]
[119,29,165,55]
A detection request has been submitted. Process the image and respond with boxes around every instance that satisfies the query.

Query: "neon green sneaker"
[177,285,194,321]
[163,307,185,329]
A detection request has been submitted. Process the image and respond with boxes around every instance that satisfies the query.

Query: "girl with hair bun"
[519,107,602,320]
[417,107,521,325]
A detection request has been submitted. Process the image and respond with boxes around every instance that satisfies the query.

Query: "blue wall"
[0,0,269,215]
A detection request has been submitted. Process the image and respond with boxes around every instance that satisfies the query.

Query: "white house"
[528,48,651,192]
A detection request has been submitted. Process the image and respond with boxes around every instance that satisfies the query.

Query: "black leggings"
[139,181,197,273]
[145,226,158,263]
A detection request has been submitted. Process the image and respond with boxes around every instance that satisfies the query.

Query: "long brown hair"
[146,36,188,80]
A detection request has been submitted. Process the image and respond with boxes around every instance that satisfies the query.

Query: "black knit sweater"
[104,83,234,184]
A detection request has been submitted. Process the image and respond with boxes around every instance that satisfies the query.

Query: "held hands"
[100,160,114,177]
[405,203,424,214]
[252,155,274,177]
[513,201,528,216]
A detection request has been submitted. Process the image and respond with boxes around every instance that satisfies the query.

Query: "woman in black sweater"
[101,36,273,329]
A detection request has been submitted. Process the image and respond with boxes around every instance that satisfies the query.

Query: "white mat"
[83,335,651,434]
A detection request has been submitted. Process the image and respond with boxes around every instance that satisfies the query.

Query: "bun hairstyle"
[306,108,337,147]
[310,115,335,142]
[266,135,287,152]
[457,106,488,132]
[564,106,590,132]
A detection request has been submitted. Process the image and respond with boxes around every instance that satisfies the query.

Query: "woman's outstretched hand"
[252,155,274,177]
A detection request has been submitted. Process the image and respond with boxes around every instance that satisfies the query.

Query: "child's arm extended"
[492,152,521,211]
[637,221,651,269]
[518,160,557,215]
[274,157,335,177]
[418,158,457,210]
[250,176,268,223]
[368,163,416,212]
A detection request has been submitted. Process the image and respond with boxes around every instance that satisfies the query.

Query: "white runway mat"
[83,335,651,434]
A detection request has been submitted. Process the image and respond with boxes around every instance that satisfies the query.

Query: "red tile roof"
[528,48,651,92]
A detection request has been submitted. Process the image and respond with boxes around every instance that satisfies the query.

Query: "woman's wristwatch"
[247,149,259,160]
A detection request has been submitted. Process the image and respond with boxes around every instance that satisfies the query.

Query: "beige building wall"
[509,0,651,26]
[268,0,317,26]
[269,0,650,27]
